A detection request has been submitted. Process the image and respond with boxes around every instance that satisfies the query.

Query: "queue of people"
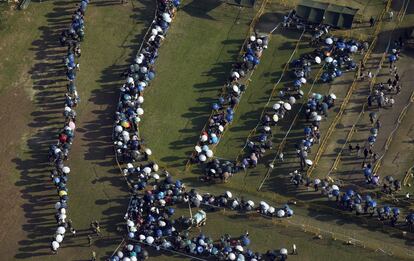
[48,0,89,254]
[111,175,294,261]
[189,34,270,165]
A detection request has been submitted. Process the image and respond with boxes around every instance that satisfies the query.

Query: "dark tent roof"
[226,0,256,8]
[296,0,358,29]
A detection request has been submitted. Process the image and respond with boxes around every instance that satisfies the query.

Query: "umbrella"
[236,245,244,252]
[145,148,152,155]
[146,236,154,244]
[315,115,322,121]
[370,128,378,135]
[59,190,67,197]
[305,159,313,165]
[56,234,63,243]
[201,134,208,142]
[389,54,397,62]
[137,108,144,116]
[69,121,76,130]
[325,38,333,45]
[300,77,307,84]
[272,114,279,122]
[325,57,333,63]
[332,185,339,191]
[329,93,337,100]
[62,166,70,174]
[121,121,130,128]
[346,189,354,197]
[280,248,288,255]
[57,226,66,234]
[115,125,123,133]
[151,28,158,35]
[250,35,256,42]
[195,145,202,153]
[283,103,292,110]
[206,150,214,158]
[55,202,61,210]
[199,154,207,162]
[137,96,144,104]
[233,85,239,93]
[52,241,60,250]
[350,45,358,53]
[364,168,372,176]
[228,253,236,260]
[231,71,240,79]
[314,178,321,185]
[315,56,321,64]
[273,103,281,110]
[277,209,285,217]
[162,13,170,21]
[247,200,254,207]
[143,167,151,174]
[289,96,296,105]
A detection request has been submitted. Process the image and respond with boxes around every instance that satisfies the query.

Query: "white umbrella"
[139,234,146,241]
[225,191,232,198]
[350,45,358,53]
[123,257,131,261]
[55,202,61,210]
[235,245,244,252]
[158,220,166,227]
[250,35,256,42]
[332,185,339,191]
[325,38,333,45]
[329,93,337,99]
[143,167,152,174]
[117,251,124,258]
[280,248,288,255]
[219,125,224,132]
[115,125,123,133]
[277,209,285,217]
[199,154,207,162]
[151,28,158,36]
[62,166,70,174]
[315,115,322,121]
[264,126,271,132]
[137,96,144,104]
[140,67,148,74]
[127,244,134,251]
[137,108,144,116]
[52,241,60,250]
[232,85,239,93]
[247,200,255,207]
[305,159,313,165]
[195,145,202,153]
[268,206,275,214]
[273,103,281,110]
[196,194,203,201]
[300,77,307,84]
[145,148,152,155]
[153,173,160,180]
[55,234,63,243]
[162,13,170,21]
[314,178,321,185]
[206,150,214,158]
[228,253,236,260]
[130,256,137,261]
[146,236,154,244]
[231,71,240,79]
[272,114,279,122]
[57,226,66,234]
[257,38,263,45]
[325,56,333,63]
[153,164,159,172]
[127,77,134,84]
[136,57,143,64]
[283,102,292,111]
[315,56,321,64]
[127,220,134,227]
[289,96,296,105]
[60,208,66,214]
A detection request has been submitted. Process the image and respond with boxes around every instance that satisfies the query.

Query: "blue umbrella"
[369,200,377,208]
[227,107,234,115]
[365,195,372,202]
[175,180,182,188]
[134,245,142,253]
[219,97,225,104]
[346,189,354,197]
[304,127,311,135]
[211,136,218,144]
[173,0,180,7]
[155,229,163,238]
[294,79,302,87]
[336,42,346,49]
[252,57,260,65]
[241,236,250,246]
[332,189,340,196]
[364,168,372,177]
[246,54,254,62]
[368,135,376,143]
[128,232,135,239]
[393,208,400,215]
[335,69,342,77]
[226,114,234,122]
[341,194,350,202]
[389,54,397,62]
[197,246,204,254]
[384,206,391,213]
[212,103,220,110]
[148,71,155,80]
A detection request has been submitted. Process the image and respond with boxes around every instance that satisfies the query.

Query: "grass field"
[1,0,414,260]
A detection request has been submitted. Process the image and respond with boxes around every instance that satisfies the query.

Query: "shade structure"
[295,0,358,29]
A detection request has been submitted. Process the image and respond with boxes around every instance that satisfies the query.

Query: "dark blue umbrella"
[389,54,397,62]
[241,236,250,246]
[364,168,372,177]
[393,208,400,215]
[304,127,311,135]
[369,200,377,208]
[226,114,233,122]
[346,189,354,197]
[212,103,219,110]
[148,71,155,80]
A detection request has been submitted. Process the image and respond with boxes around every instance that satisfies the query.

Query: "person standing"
[356,144,361,157]
[87,235,93,246]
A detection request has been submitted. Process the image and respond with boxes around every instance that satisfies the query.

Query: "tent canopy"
[296,0,358,29]
[226,0,256,8]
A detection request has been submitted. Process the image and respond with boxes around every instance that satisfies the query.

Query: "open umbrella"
[332,185,339,191]
[57,226,66,234]
[305,159,313,165]
[277,209,285,217]
[273,103,281,110]
[350,45,358,53]
[315,115,322,121]
[325,57,333,63]
[283,103,292,111]
[280,248,288,255]
[206,150,214,158]
[289,96,296,105]
[137,96,144,104]
[325,38,333,45]
[56,234,63,243]
[143,167,151,174]
[300,77,307,84]
[69,121,76,130]
[195,145,202,153]
[315,56,321,64]
[329,93,337,100]
[137,108,144,116]
[273,114,279,122]
[146,236,154,244]
[199,154,207,162]
[62,166,70,174]
[52,241,60,250]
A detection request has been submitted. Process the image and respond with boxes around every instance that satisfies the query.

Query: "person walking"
[369,16,375,27]
[356,144,361,157]
[91,251,97,261]
[389,10,394,21]
[376,119,381,130]
[87,235,93,246]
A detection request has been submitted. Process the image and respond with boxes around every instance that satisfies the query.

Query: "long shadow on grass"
[13,1,77,258]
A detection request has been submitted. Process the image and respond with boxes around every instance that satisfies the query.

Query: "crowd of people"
[110,175,294,261]
[47,0,89,254]
[188,34,270,165]
[289,171,414,229]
